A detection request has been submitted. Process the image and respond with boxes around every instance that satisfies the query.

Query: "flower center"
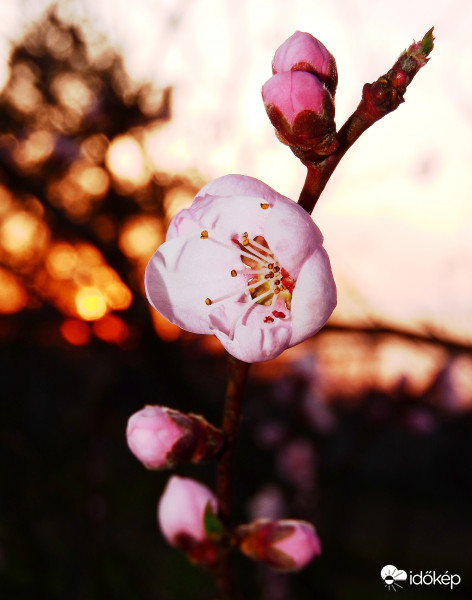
[200,217,296,329]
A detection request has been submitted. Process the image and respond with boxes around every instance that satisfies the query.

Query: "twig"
[214,355,250,599]
[298,28,434,213]
[322,321,472,355]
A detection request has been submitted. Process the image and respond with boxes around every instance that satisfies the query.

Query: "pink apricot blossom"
[145,175,336,363]
[272,30,338,96]
[262,71,330,129]
[126,405,184,469]
[126,405,224,469]
[272,520,322,571]
[262,71,337,152]
[158,475,218,545]
[263,31,338,155]
[236,518,321,571]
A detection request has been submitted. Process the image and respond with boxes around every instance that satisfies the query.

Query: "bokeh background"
[1,0,472,598]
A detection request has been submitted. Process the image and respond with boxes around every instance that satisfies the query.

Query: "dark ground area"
[1,324,472,599]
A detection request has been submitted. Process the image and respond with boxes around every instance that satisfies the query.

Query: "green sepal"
[203,502,225,539]
[421,27,435,57]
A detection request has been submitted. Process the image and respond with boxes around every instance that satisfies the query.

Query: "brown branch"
[298,28,434,213]
[321,320,472,355]
[213,354,250,600]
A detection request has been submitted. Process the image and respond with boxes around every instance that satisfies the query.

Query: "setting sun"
[75,286,107,320]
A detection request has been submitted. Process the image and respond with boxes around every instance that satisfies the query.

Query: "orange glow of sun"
[0,267,27,314]
[119,215,164,260]
[0,209,48,263]
[105,134,150,189]
[75,286,108,320]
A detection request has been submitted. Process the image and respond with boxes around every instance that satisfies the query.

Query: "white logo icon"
[381,565,408,590]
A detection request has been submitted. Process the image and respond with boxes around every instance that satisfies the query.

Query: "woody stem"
[214,354,250,599]
[298,112,371,213]
[298,27,434,214]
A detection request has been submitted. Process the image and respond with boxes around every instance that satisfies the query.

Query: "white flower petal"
[290,247,336,346]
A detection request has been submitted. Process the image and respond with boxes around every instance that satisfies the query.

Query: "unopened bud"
[236,518,321,572]
[158,476,223,566]
[262,71,337,155]
[126,405,224,470]
[272,31,338,96]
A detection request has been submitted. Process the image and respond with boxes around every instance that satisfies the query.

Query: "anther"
[267,263,274,270]
[200,230,209,239]
[260,203,270,210]
[230,270,237,277]
[242,239,249,246]
[205,298,212,305]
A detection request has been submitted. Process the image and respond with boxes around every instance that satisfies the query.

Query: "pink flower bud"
[158,476,218,543]
[126,405,224,469]
[272,31,338,96]
[127,406,183,469]
[262,71,337,154]
[236,518,321,572]
[158,476,222,565]
[272,520,321,571]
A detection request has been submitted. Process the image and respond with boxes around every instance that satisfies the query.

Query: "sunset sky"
[1,0,471,397]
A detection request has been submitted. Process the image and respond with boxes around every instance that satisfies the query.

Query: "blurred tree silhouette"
[0,11,218,600]
[0,8,197,348]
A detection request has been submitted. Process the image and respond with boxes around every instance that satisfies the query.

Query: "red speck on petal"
[273,311,286,319]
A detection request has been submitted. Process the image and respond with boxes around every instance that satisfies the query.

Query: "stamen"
[241,242,274,263]
[205,278,270,306]
[231,268,272,276]
[247,238,275,257]
[201,232,275,268]
[202,230,295,328]
[260,203,270,209]
[239,247,273,264]
[228,288,275,338]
